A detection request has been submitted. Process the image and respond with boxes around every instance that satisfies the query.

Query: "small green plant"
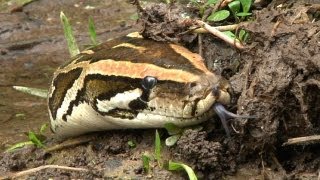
[238,29,249,42]
[191,0,252,44]
[127,140,136,148]
[141,129,198,179]
[206,0,252,22]
[168,161,198,180]
[164,123,183,147]
[155,129,162,167]
[6,123,48,152]
[190,0,218,17]
[164,123,203,147]
[142,153,151,173]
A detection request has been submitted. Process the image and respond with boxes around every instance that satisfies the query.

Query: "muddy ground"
[0,0,319,179]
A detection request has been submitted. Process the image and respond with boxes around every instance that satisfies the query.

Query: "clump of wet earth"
[0,0,319,179]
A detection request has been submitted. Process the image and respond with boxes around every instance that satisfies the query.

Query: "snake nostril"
[212,85,221,98]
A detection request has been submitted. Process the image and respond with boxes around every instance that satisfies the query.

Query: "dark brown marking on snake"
[101,108,138,120]
[60,73,189,121]
[49,68,83,120]
[72,37,205,75]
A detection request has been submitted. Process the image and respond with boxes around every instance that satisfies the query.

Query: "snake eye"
[141,76,157,90]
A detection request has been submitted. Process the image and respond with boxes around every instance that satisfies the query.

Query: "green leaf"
[155,130,161,163]
[236,12,252,17]
[60,11,80,57]
[5,141,34,152]
[207,10,230,22]
[165,135,181,147]
[142,154,151,173]
[129,13,139,20]
[228,1,240,16]
[13,86,48,98]
[164,123,182,135]
[28,131,44,148]
[88,16,98,46]
[168,161,198,180]
[238,29,249,42]
[239,0,252,13]
[127,140,136,148]
[40,123,48,135]
[205,0,218,6]
[223,31,236,39]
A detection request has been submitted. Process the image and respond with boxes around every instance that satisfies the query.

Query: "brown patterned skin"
[48,33,231,138]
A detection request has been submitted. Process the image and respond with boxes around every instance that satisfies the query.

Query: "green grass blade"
[155,130,162,163]
[88,16,98,45]
[5,141,34,152]
[13,86,48,98]
[40,123,48,135]
[168,161,198,180]
[142,154,151,173]
[60,11,80,57]
[28,131,45,148]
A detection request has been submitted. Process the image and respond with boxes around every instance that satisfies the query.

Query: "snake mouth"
[213,103,257,137]
[209,79,257,137]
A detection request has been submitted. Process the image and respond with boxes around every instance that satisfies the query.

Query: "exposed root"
[195,20,245,49]
[45,135,95,153]
[0,165,88,179]
[282,135,320,146]
[193,24,241,33]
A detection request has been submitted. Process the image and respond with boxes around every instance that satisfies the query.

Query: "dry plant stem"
[198,34,203,57]
[282,135,320,146]
[1,165,88,179]
[221,0,233,7]
[45,135,95,153]
[196,20,245,49]
[193,24,240,33]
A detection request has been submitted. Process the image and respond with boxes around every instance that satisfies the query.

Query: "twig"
[45,135,95,153]
[193,24,240,33]
[198,34,203,57]
[1,165,88,179]
[271,20,281,37]
[195,20,245,49]
[282,135,320,146]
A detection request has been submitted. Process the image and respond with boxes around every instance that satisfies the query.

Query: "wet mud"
[0,0,319,179]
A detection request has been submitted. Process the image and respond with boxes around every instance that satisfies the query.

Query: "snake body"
[48,32,232,138]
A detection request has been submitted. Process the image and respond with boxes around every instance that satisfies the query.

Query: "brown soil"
[0,0,319,179]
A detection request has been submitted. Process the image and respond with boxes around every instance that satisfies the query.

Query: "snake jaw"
[213,103,256,137]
